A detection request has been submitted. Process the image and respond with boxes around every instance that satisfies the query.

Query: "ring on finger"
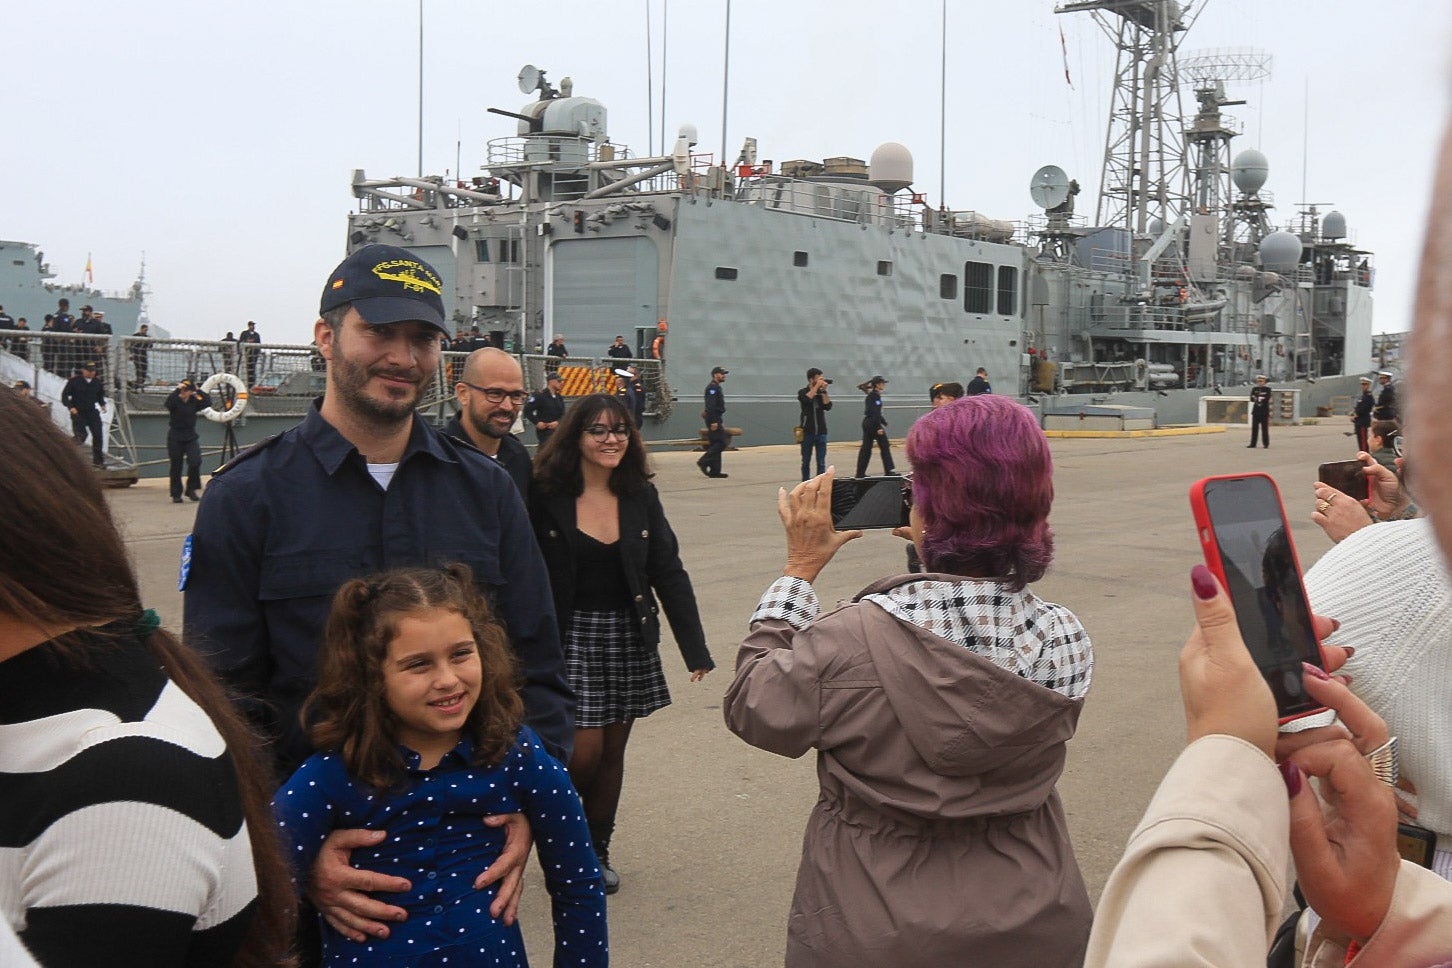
[1316,499,1331,513]
[1366,736,1400,786]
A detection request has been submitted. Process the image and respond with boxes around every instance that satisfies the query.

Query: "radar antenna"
[1178,48,1272,221]
[1056,0,1207,233]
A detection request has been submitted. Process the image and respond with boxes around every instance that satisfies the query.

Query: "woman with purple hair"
[724,394,1093,968]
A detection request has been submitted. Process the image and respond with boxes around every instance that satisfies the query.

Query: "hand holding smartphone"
[1318,459,1371,501]
[1190,473,1329,723]
[830,475,910,530]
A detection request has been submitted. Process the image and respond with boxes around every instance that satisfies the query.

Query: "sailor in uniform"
[523,370,567,446]
[1374,370,1398,421]
[1352,376,1375,452]
[698,366,729,478]
[1248,374,1273,448]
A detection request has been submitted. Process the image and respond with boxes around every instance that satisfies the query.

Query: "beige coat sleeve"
[1084,735,1289,967]
[1306,861,1452,967]
[722,617,828,759]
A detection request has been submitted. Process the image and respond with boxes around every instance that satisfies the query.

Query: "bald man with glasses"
[445,347,533,497]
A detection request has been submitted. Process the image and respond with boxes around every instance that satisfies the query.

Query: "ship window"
[964,261,992,313]
[715,267,739,280]
[877,261,893,277]
[997,266,1018,316]
[939,274,958,299]
[501,240,521,264]
[475,240,491,262]
[794,251,809,267]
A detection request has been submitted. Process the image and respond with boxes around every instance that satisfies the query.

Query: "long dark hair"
[532,392,653,497]
[0,387,294,968]
[305,564,523,791]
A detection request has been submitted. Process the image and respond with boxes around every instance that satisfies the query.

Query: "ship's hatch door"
[550,238,658,351]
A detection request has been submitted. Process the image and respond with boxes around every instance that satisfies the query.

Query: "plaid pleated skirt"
[565,607,671,728]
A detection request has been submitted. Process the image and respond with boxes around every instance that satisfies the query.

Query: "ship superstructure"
[341,3,1373,441]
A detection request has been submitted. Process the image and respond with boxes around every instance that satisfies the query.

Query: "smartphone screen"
[1397,822,1438,868]
[830,476,909,530]
[1193,475,1325,719]
[1318,459,1369,500]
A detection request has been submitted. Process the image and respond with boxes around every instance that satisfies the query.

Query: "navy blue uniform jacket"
[183,404,573,776]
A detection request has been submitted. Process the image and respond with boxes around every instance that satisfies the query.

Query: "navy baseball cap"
[320,244,448,335]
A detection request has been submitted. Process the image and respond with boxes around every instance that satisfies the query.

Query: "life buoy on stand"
[200,373,249,423]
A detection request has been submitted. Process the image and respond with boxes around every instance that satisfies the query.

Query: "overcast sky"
[7,0,1447,345]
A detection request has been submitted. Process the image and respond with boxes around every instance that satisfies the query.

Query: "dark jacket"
[442,413,532,499]
[861,388,886,432]
[1249,384,1272,415]
[165,387,213,440]
[704,381,726,425]
[530,484,713,672]
[1374,382,1398,421]
[183,404,571,775]
[61,374,106,412]
[966,375,991,396]
[523,389,566,436]
[798,385,832,436]
[1353,390,1374,428]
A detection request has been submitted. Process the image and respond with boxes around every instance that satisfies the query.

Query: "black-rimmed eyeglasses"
[459,381,527,405]
[583,424,632,440]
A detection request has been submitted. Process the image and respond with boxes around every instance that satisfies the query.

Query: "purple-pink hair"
[905,395,1054,590]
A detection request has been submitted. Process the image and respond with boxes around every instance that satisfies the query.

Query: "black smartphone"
[1397,822,1438,868]
[1190,474,1328,722]
[830,476,910,530]
[1318,459,1369,500]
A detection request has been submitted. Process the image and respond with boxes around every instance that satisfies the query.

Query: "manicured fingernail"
[1280,761,1302,797]
[1342,645,1355,657]
[1302,662,1332,681]
[1191,565,1218,600]
[1330,619,1342,633]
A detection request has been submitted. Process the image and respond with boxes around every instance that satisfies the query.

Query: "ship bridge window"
[964,261,992,314]
[997,266,1018,316]
[715,267,739,280]
[475,240,491,262]
[939,274,958,299]
[501,240,521,264]
[794,251,809,267]
[877,261,893,277]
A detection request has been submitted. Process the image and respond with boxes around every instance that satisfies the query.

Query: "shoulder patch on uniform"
[212,433,283,476]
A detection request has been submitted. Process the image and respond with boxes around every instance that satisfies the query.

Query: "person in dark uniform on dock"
[61,360,106,467]
[698,366,729,478]
[606,334,633,359]
[238,320,262,387]
[1352,375,1374,452]
[524,370,567,447]
[165,379,212,503]
[1247,374,1272,448]
[966,367,991,395]
[1373,369,1398,421]
[856,375,896,476]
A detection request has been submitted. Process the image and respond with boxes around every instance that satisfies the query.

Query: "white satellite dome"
[1232,149,1269,195]
[1322,211,1347,240]
[1259,230,1302,272]
[868,142,913,194]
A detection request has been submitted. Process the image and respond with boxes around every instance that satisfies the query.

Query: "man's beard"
[330,351,431,428]
[466,404,511,440]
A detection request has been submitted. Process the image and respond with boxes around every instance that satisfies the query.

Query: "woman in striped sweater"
[0,387,294,967]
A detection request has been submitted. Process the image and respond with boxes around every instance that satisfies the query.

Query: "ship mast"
[1056,0,1203,233]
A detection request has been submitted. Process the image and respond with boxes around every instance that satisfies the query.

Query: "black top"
[183,403,572,775]
[572,531,632,608]
[1250,384,1273,414]
[1353,389,1374,427]
[523,389,566,432]
[606,344,633,359]
[531,484,713,672]
[442,413,533,499]
[703,381,726,424]
[165,387,213,439]
[862,388,887,431]
[798,385,832,435]
[966,375,991,396]
[61,374,106,411]
[1374,382,1397,421]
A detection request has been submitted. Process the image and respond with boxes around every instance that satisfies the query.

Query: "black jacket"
[61,375,106,412]
[1374,382,1397,421]
[530,484,713,672]
[1249,384,1272,415]
[523,389,566,433]
[703,381,726,425]
[798,385,832,435]
[861,388,887,432]
[442,413,532,498]
[1353,390,1374,428]
[165,387,213,440]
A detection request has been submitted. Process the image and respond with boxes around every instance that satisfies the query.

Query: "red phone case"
[1189,473,1329,724]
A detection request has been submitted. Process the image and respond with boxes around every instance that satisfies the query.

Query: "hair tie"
[136,608,162,636]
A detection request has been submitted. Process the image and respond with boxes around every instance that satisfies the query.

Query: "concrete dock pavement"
[110,420,1353,966]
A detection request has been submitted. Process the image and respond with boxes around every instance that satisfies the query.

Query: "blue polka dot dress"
[273,727,608,967]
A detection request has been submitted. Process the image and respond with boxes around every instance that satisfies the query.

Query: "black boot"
[589,822,620,895]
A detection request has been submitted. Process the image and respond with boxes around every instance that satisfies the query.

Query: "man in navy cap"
[183,245,571,943]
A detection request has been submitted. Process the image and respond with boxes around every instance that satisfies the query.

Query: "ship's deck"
[119,422,1351,962]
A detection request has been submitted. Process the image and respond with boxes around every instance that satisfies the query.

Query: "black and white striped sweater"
[0,630,257,967]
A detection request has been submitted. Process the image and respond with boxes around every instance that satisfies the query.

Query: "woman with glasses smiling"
[529,393,714,895]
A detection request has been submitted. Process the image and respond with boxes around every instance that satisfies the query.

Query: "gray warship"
[2,1,1379,475]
